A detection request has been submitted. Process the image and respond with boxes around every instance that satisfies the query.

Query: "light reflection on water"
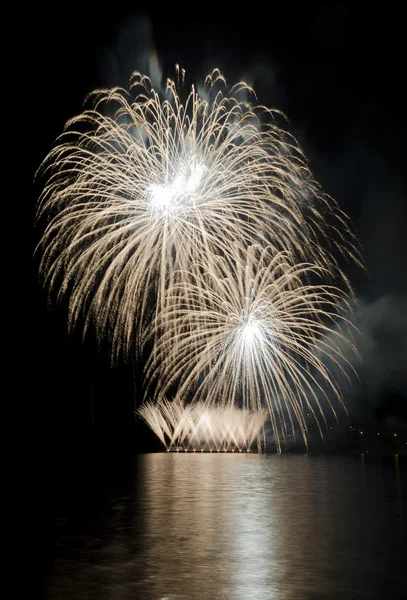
[43,454,405,599]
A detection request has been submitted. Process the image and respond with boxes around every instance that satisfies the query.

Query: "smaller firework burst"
[145,245,358,452]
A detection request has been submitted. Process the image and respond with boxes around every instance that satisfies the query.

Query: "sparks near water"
[137,399,268,452]
[35,66,362,451]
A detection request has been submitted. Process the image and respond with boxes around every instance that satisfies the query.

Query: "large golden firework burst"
[35,67,362,450]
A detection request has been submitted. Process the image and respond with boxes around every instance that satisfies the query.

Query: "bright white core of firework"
[240,306,262,347]
[242,321,260,344]
[147,159,207,216]
[148,184,175,213]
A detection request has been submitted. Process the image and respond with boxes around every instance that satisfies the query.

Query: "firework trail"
[35,67,362,365]
[145,245,358,452]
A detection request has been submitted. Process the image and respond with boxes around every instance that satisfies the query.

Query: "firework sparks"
[145,245,358,452]
[35,67,361,364]
[137,398,268,452]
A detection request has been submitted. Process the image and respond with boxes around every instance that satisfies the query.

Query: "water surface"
[41,453,406,599]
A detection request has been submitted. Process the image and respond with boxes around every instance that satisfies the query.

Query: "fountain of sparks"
[137,399,268,452]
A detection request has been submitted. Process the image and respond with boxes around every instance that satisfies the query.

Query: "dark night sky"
[29,4,406,460]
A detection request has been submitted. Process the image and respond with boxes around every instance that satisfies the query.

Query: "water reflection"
[142,454,280,599]
[43,454,405,599]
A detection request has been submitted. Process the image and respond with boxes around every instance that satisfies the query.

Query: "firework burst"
[145,244,358,452]
[35,67,361,364]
